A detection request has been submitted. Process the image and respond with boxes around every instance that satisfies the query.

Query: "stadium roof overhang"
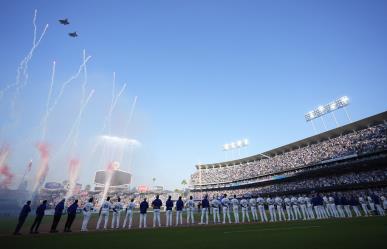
[196,110,387,169]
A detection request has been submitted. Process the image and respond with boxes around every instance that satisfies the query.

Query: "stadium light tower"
[223,138,249,160]
[305,96,351,132]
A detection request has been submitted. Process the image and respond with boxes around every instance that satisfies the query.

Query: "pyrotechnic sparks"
[41,60,56,140]
[66,158,80,198]
[32,143,49,193]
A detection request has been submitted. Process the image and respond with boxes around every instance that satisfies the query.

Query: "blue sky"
[0,0,386,190]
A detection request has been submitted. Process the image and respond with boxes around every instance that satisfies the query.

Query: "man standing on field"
[152,195,162,227]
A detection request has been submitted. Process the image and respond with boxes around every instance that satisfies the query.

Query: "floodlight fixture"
[305,96,350,122]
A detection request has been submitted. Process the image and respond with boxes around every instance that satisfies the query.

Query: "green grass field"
[1,214,387,249]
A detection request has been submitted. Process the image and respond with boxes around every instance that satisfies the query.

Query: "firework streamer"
[66,158,80,198]
[0,164,14,189]
[32,143,49,193]
[0,10,48,102]
[102,73,127,134]
[0,146,10,167]
[42,54,91,136]
[101,161,118,203]
[41,61,56,140]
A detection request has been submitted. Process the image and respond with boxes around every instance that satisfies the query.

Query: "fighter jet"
[68,32,78,38]
[59,18,70,25]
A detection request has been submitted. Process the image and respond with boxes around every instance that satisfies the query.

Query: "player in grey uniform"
[249,197,258,222]
[359,196,369,216]
[267,196,276,222]
[298,196,309,220]
[284,197,294,221]
[240,197,250,223]
[291,196,301,220]
[111,197,124,229]
[275,196,286,222]
[231,195,240,223]
[221,194,232,224]
[328,196,339,218]
[211,197,221,224]
[81,197,94,231]
[123,198,136,229]
[96,197,112,230]
[186,196,195,224]
[257,196,268,222]
[305,195,315,219]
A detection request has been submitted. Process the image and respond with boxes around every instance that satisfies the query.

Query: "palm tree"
[181,179,187,189]
[152,177,156,186]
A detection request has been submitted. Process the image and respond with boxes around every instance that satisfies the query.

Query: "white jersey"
[83,202,94,213]
[284,198,291,206]
[323,196,329,205]
[305,197,312,206]
[257,197,265,206]
[101,200,111,212]
[211,199,221,208]
[249,198,257,207]
[186,199,195,208]
[359,197,366,204]
[291,197,298,205]
[267,197,274,205]
[328,196,335,204]
[275,197,283,206]
[240,199,248,208]
[367,196,374,204]
[231,198,239,208]
[126,202,136,212]
[113,202,124,212]
[298,197,306,205]
[221,197,231,207]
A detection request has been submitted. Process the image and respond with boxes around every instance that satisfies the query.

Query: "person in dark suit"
[64,200,78,232]
[50,199,65,233]
[13,201,32,235]
[30,200,47,234]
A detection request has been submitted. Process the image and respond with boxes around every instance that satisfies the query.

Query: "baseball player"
[200,195,210,224]
[267,196,276,222]
[284,197,294,221]
[186,196,195,224]
[211,196,221,224]
[298,195,309,220]
[139,198,149,228]
[249,197,258,222]
[231,195,240,223]
[291,196,301,220]
[165,196,174,227]
[123,198,136,229]
[111,197,124,229]
[305,195,315,219]
[275,196,286,221]
[152,195,163,227]
[359,195,369,216]
[221,194,232,224]
[96,197,112,230]
[257,195,268,222]
[175,196,184,226]
[81,197,94,231]
[240,197,250,223]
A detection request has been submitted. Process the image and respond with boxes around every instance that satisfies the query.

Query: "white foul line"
[223,225,321,234]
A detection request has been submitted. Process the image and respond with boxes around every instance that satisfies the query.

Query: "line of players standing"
[13,192,386,235]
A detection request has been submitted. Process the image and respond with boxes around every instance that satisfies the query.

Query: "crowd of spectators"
[191,124,387,186]
[192,169,387,199]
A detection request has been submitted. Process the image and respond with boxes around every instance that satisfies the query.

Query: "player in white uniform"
[221,194,232,224]
[275,196,286,222]
[328,196,339,218]
[123,198,136,229]
[367,195,375,213]
[81,197,94,231]
[305,196,315,219]
[211,197,221,224]
[381,195,387,210]
[186,196,195,224]
[291,196,301,220]
[323,195,332,217]
[256,196,268,222]
[240,197,250,223]
[231,195,240,223]
[284,197,294,221]
[298,196,309,220]
[359,196,369,216]
[111,197,124,229]
[267,196,276,222]
[96,197,111,230]
[249,197,258,222]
